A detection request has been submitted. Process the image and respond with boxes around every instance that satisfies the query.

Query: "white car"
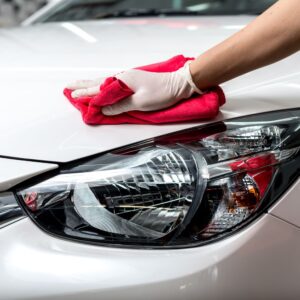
[1,1,300,299]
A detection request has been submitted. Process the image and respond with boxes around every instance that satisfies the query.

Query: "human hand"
[67,62,202,116]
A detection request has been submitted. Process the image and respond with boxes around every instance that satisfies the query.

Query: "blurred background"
[0,0,276,27]
[0,0,47,27]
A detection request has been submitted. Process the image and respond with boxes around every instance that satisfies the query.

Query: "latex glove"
[67,63,202,116]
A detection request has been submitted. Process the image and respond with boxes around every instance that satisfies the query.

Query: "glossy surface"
[269,178,300,228]
[1,13,300,300]
[0,158,57,191]
[0,17,299,162]
[0,210,300,300]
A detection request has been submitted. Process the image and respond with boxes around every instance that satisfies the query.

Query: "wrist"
[177,61,203,96]
[188,60,204,91]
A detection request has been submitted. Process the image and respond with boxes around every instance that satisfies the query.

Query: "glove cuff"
[183,61,203,95]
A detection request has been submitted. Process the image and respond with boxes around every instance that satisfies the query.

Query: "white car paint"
[0,158,57,191]
[0,17,299,162]
[0,14,299,300]
[270,178,300,228]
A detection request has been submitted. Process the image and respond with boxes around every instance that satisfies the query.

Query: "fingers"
[102,95,136,116]
[67,78,105,98]
[66,78,104,90]
[71,86,100,98]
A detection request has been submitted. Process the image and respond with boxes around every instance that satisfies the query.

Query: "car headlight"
[16,109,300,248]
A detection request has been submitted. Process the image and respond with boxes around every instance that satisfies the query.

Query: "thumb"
[102,95,136,116]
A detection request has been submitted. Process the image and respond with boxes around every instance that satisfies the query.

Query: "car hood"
[1,16,299,163]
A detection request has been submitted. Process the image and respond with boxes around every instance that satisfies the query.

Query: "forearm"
[190,0,300,90]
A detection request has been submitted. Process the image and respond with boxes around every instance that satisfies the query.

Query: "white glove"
[67,62,202,116]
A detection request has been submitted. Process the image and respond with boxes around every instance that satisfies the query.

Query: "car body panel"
[269,178,300,228]
[0,158,57,191]
[0,17,299,162]
[1,14,300,300]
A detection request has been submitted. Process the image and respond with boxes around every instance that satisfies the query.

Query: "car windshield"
[37,0,277,23]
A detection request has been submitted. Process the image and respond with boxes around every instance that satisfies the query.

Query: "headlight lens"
[17,109,300,248]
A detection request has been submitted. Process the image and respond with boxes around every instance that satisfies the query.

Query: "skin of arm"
[190,0,300,90]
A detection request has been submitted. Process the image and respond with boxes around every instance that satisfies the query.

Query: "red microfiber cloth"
[64,55,226,125]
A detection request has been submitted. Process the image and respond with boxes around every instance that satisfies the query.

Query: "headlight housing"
[17,109,300,248]
[0,193,25,228]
